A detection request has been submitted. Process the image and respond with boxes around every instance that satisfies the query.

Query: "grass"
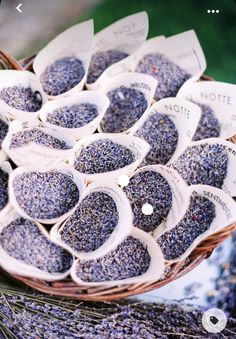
[80,0,236,83]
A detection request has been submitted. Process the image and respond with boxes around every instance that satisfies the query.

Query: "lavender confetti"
[12,170,80,220]
[60,191,119,253]
[46,103,99,128]
[0,86,42,112]
[87,50,129,84]
[40,57,85,96]
[76,236,151,282]
[135,52,190,101]
[74,139,135,174]
[0,119,8,148]
[123,170,172,232]
[192,102,221,141]
[172,143,228,188]
[0,168,8,211]
[9,128,71,150]
[157,192,216,260]
[135,113,178,165]
[0,217,73,273]
[100,86,148,133]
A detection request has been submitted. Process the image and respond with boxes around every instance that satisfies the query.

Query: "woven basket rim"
[0,50,235,301]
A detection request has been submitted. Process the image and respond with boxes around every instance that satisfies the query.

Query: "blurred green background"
[80,0,235,83]
[1,0,235,83]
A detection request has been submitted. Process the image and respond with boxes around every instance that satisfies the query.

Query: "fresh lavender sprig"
[0,281,235,338]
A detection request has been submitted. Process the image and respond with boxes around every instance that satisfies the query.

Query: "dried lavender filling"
[135,52,190,101]
[40,57,85,96]
[157,192,216,261]
[192,102,221,141]
[46,103,99,128]
[172,143,228,188]
[100,86,148,133]
[0,119,8,148]
[74,139,135,174]
[76,236,151,282]
[60,192,119,253]
[135,113,178,165]
[0,218,73,273]
[0,168,8,211]
[87,50,129,84]
[0,86,43,112]
[123,171,172,232]
[9,128,71,150]
[12,171,80,220]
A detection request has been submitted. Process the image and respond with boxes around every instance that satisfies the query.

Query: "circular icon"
[118,174,129,187]
[142,203,153,215]
[202,308,227,333]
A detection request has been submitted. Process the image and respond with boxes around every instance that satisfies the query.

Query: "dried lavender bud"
[0,218,73,273]
[123,171,172,232]
[192,102,221,141]
[9,128,71,150]
[0,85,43,112]
[74,139,135,174]
[0,118,8,148]
[12,171,80,220]
[157,192,216,260]
[135,113,178,165]
[60,192,119,253]
[0,168,8,211]
[87,50,129,84]
[46,103,99,128]
[172,143,228,188]
[100,86,148,133]
[76,236,151,282]
[40,57,85,96]
[135,52,190,100]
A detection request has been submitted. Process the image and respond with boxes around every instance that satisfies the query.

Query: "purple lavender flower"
[87,50,129,84]
[75,236,151,282]
[40,57,85,96]
[157,192,216,260]
[135,52,190,101]
[100,86,148,133]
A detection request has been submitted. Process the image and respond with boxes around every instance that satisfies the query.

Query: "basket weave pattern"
[1,50,236,301]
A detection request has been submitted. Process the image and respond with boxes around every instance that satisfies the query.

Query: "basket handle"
[0,50,23,70]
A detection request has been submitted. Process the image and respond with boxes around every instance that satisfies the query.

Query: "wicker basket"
[1,50,236,301]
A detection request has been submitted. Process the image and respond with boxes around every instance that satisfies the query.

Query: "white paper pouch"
[129,97,201,166]
[131,30,206,101]
[130,35,166,67]
[170,137,236,197]
[71,227,165,286]
[2,120,75,168]
[98,72,157,133]
[0,70,47,121]
[0,150,7,163]
[8,164,86,224]
[156,184,236,263]
[119,164,188,235]
[69,133,150,183]
[51,181,133,259]
[86,11,149,89]
[0,211,73,281]
[177,80,236,140]
[33,20,94,98]
[39,90,110,140]
[0,161,12,219]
